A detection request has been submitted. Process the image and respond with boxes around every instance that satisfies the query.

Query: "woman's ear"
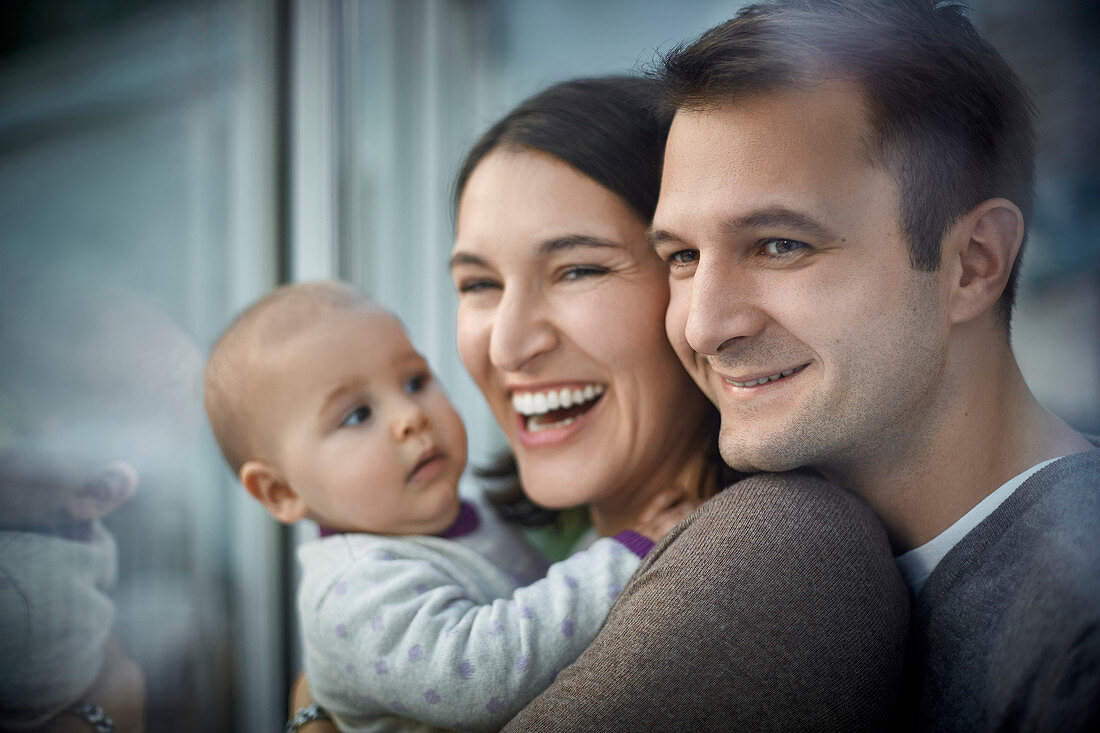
[239,460,308,524]
[945,197,1024,325]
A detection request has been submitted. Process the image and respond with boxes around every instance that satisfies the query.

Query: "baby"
[203,281,689,732]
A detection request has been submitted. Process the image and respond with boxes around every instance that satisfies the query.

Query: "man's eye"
[668,249,699,266]
[405,373,430,394]
[761,239,807,256]
[340,405,372,427]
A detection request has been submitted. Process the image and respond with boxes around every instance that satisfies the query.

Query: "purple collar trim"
[320,500,479,540]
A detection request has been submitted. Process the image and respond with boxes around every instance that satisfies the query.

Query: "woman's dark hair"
[453,75,670,224]
[453,75,736,526]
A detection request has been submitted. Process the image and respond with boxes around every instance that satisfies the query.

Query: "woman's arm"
[504,471,911,731]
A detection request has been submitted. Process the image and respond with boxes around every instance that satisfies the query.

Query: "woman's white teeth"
[527,415,577,433]
[730,368,798,388]
[511,384,605,416]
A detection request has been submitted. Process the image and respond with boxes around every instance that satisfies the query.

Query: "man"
[648,0,1098,730]
[508,1,1098,731]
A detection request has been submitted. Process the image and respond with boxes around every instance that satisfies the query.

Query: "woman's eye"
[456,278,500,294]
[340,405,372,428]
[404,373,430,394]
[761,239,807,257]
[560,265,608,281]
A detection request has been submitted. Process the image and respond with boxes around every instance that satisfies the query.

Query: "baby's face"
[263,309,467,534]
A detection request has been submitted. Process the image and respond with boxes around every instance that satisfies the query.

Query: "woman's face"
[451,148,711,509]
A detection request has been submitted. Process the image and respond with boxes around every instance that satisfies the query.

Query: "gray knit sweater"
[505,470,910,731]
[903,445,1100,731]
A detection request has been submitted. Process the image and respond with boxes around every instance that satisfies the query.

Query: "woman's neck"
[587,442,718,538]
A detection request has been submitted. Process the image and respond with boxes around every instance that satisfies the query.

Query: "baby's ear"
[67,460,139,520]
[239,460,308,524]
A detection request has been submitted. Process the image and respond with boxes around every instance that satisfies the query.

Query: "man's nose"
[683,256,766,355]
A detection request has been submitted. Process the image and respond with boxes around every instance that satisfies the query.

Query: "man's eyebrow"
[646,227,683,249]
[647,207,836,249]
[725,208,836,240]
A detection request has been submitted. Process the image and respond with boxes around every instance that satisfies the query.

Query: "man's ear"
[239,460,308,524]
[945,197,1024,325]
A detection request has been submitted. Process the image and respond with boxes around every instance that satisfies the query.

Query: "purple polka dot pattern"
[487,619,503,636]
[607,583,622,600]
[424,689,440,704]
[346,663,357,675]
[408,644,424,662]
[375,660,389,675]
[335,623,348,639]
[486,698,504,714]
[380,551,396,561]
[391,701,408,713]
[359,693,376,705]
[457,660,474,679]
[415,583,429,595]
[561,619,575,638]
[371,615,384,631]
[515,655,528,672]
[333,580,348,595]
[563,575,579,589]
[519,605,534,619]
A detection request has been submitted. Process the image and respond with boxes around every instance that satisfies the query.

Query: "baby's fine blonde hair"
[203,280,381,473]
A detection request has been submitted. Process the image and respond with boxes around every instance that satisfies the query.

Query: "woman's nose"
[488,290,559,372]
[392,400,431,441]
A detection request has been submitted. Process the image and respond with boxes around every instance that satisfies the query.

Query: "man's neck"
[825,337,1092,553]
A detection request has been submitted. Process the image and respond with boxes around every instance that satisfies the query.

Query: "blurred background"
[0,0,1095,729]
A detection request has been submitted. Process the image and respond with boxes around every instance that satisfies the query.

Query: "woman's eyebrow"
[538,234,621,255]
[449,251,488,269]
[450,235,620,269]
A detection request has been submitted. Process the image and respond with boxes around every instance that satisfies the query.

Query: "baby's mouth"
[407,448,446,482]
[511,384,605,433]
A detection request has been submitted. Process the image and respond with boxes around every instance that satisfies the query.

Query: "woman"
[290,76,907,732]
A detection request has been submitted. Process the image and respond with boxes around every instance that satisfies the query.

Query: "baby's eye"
[340,405,372,427]
[404,373,431,394]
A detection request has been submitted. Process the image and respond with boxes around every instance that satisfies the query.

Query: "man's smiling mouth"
[723,363,810,387]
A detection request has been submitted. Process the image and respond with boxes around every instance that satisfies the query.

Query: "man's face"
[652,82,950,478]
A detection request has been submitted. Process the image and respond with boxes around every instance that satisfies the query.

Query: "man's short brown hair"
[657,0,1036,325]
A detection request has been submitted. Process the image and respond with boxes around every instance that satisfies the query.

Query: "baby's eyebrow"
[318,380,364,419]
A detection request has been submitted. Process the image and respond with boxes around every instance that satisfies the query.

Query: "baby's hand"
[629,489,699,542]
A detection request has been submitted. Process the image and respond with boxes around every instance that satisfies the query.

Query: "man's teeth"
[729,368,798,388]
[511,384,604,416]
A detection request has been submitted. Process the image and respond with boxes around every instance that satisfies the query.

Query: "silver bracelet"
[285,703,333,733]
[66,703,115,733]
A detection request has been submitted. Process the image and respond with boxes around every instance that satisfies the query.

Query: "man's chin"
[718,439,803,474]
